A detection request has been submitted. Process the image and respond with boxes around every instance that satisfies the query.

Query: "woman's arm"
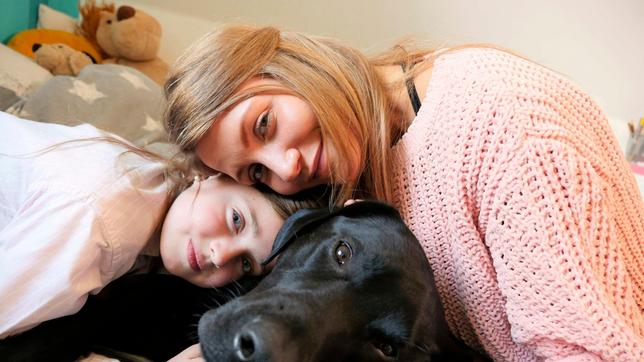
[484,136,643,361]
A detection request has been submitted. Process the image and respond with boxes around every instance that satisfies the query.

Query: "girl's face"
[195,77,361,195]
[159,174,284,287]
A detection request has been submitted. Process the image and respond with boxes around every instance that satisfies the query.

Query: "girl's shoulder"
[0,111,169,211]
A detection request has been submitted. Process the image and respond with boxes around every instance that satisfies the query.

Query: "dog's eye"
[374,341,398,358]
[334,241,352,265]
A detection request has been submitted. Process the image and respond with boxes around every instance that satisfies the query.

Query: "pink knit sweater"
[391,48,643,361]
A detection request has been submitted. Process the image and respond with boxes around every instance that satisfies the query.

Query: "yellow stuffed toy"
[32,43,96,76]
[8,29,102,63]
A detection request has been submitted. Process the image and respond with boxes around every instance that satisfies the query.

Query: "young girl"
[163,26,643,361]
[0,110,324,339]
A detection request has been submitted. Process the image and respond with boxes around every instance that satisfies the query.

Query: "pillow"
[0,43,52,96]
[37,4,78,33]
[0,86,21,111]
[10,64,169,148]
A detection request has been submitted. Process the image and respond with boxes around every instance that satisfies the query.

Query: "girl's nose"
[209,238,242,269]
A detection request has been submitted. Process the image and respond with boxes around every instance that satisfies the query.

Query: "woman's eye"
[231,209,244,232]
[334,241,353,265]
[241,257,253,275]
[255,112,271,139]
[249,163,264,183]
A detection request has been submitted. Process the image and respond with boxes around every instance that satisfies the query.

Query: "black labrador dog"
[199,201,484,361]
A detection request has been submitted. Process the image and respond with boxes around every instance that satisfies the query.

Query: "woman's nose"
[272,148,302,182]
[209,238,242,268]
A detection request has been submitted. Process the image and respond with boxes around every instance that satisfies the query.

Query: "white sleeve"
[0,189,112,339]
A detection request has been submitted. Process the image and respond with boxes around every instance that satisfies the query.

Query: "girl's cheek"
[208,268,239,288]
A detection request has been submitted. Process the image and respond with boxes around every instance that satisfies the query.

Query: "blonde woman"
[164,25,644,361]
[0,111,324,340]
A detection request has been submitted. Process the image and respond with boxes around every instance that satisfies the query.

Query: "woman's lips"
[187,240,201,272]
[311,139,323,180]
[317,141,326,180]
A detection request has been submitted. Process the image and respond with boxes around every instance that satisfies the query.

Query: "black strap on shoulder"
[401,62,422,115]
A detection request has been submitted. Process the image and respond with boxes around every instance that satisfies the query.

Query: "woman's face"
[160,174,284,287]
[195,77,360,195]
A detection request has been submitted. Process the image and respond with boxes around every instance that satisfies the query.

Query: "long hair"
[26,134,329,221]
[164,25,403,205]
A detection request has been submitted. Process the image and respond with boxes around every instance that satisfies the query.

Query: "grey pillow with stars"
[10,64,167,148]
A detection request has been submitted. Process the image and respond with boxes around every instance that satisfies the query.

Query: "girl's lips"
[187,240,201,272]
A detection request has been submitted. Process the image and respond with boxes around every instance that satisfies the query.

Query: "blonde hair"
[26,135,328,221]
[164,25,416,205]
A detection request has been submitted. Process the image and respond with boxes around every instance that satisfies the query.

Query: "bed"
[0,1,172,155]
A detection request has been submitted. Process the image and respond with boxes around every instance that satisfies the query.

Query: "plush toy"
[8,29,102,63]
[77,0,115,59]
[32,43,96,76]
[94,5,169,85]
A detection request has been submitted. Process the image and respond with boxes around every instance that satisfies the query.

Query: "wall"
[124,0,644,124]
[0,0,78,43]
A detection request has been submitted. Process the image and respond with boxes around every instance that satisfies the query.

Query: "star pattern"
[142,114,162,132]
[67,80,106,103]
[120,69,150,90]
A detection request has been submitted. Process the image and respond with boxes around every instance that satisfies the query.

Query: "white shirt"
[0,112,169,338]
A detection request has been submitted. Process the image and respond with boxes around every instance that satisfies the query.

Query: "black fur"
[0,273,261,361]
[199,201,487,361]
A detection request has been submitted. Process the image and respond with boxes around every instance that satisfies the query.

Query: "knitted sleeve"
[484,131,644,361]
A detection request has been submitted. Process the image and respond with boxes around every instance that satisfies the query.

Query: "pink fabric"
[391,48,643,361]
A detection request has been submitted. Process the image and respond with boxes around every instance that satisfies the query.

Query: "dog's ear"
[338,200,401,220]
[262,207,336,265]
[262,201,403,265]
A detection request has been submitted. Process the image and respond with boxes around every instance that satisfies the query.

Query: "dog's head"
[199,201,479,361]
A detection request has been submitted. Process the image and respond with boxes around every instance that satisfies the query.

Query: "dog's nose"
[233,329,262,360]
[233,319,290,361]
[32,43,41,52]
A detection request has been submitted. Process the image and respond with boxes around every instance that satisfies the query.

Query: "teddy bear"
[94,5,169,85]
[78,0,115,59]
[32,43,96,76]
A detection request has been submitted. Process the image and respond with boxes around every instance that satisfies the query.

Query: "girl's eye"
[231,209,244,233]
[249,163,265,183]
[255,111,271,139]
[241,257,253,275]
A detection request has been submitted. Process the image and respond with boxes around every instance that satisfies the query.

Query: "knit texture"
[391,48,644,361]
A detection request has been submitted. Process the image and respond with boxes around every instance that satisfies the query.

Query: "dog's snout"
[32,43,41,52]
[233,329,260,360]
[230,319,293,361]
